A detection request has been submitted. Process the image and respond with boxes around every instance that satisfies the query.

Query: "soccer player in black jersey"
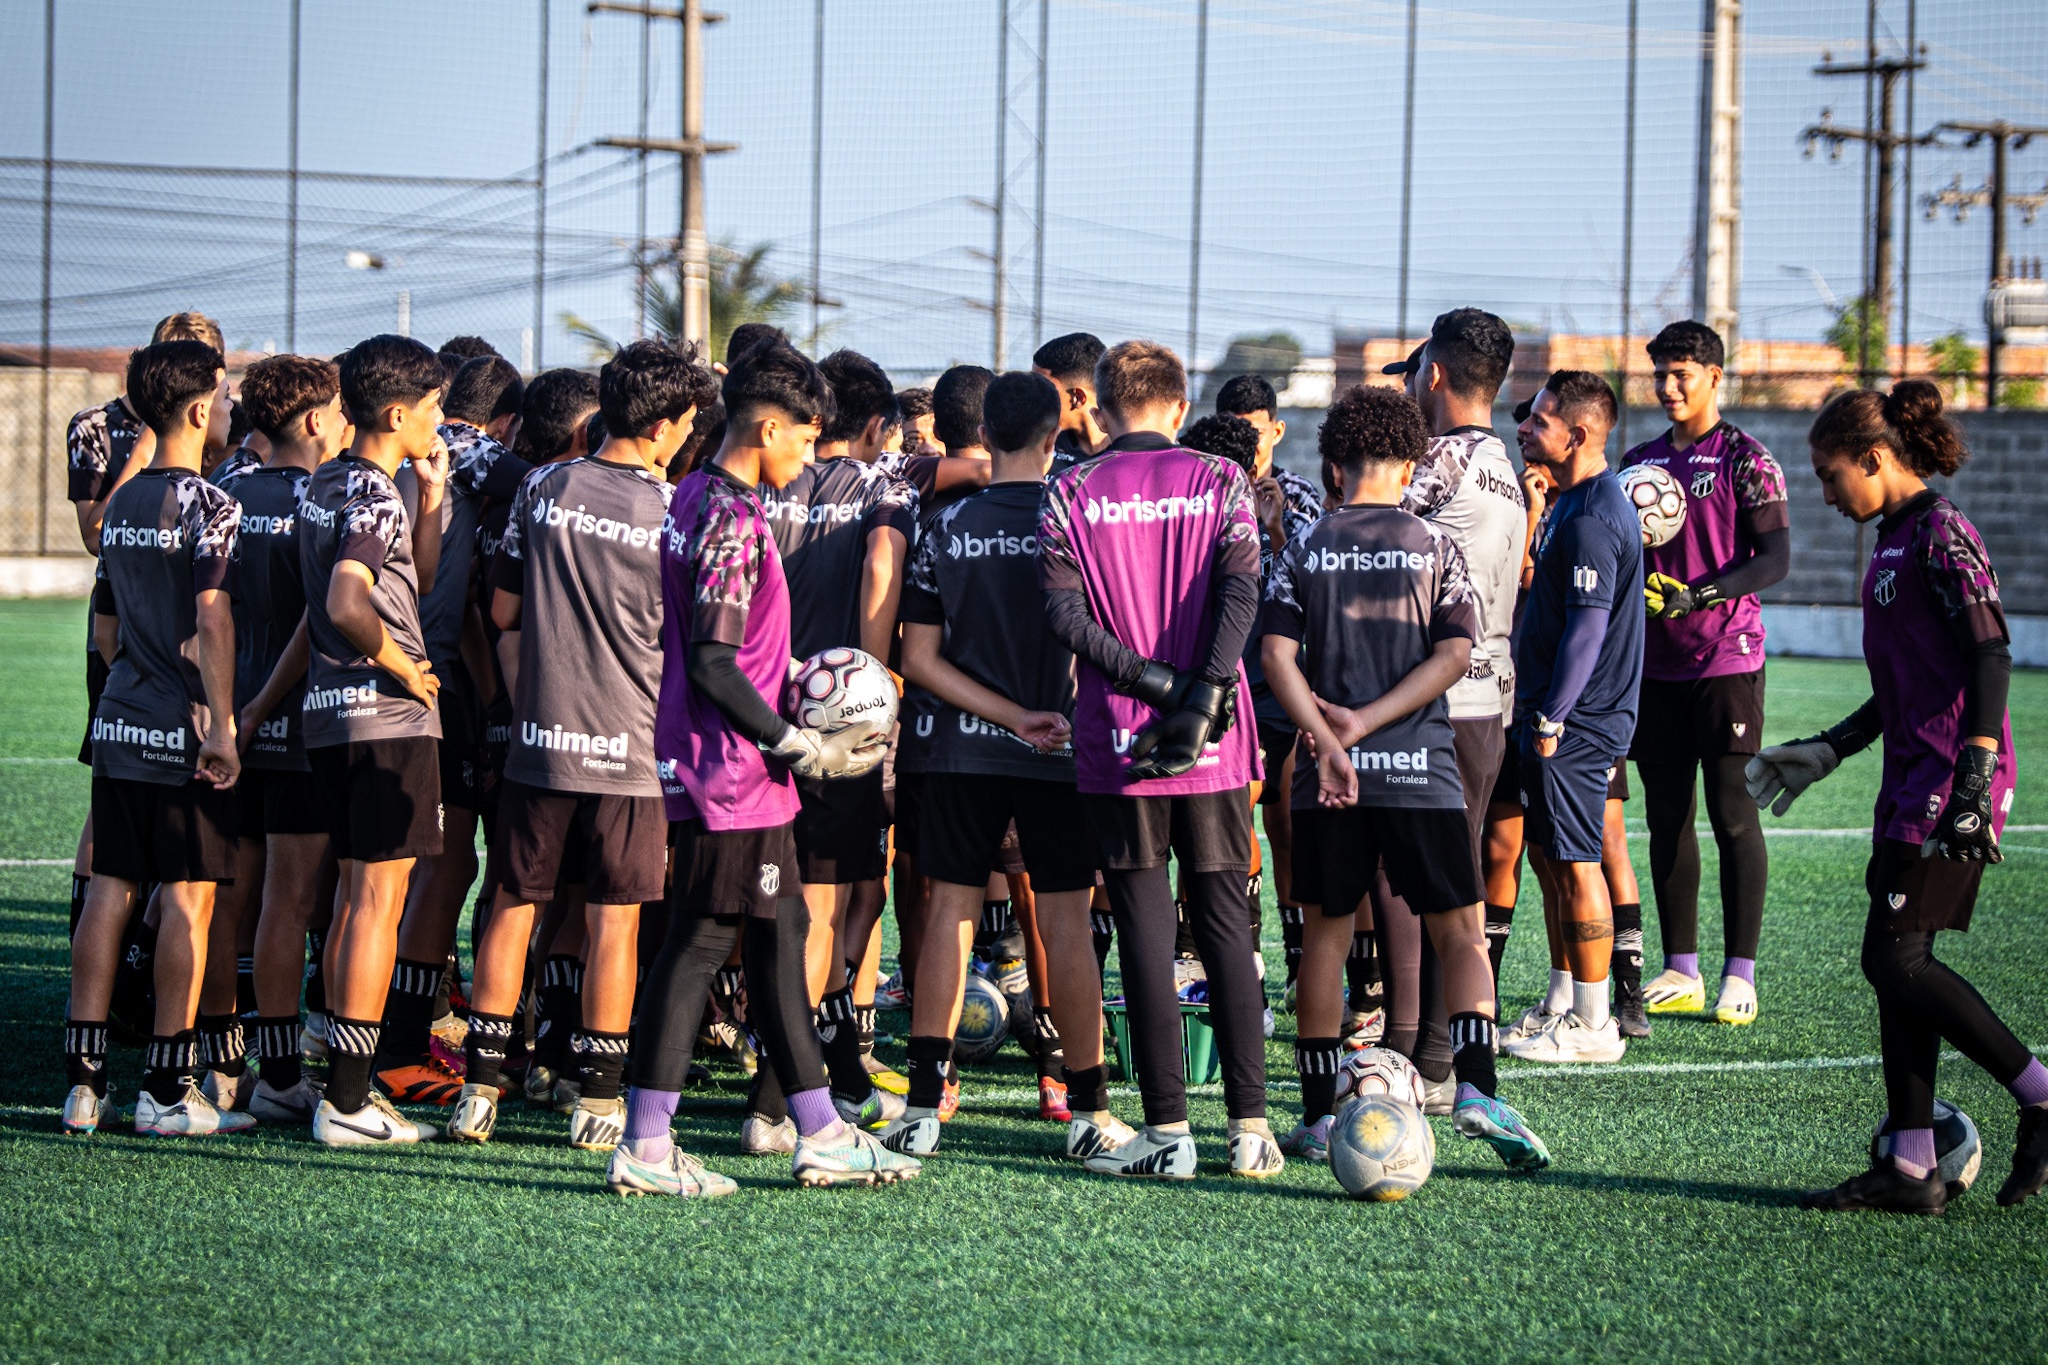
[63,339,252,1138]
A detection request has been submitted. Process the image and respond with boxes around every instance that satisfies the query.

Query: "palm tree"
[561,240,808,363]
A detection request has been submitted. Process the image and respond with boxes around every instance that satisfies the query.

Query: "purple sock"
[787,1085,840,1138]
[1723,957,1755,986]
[1891,1126,1937,1178]
[1666,953,1699,979]
[2008,1057,2048,1109]
[623,1086,680,1162]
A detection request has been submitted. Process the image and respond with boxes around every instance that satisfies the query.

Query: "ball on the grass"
[1619,463,1687,548]
[1329,1094,1434,1202]
[953,974,1010,1063]
[1871,1098,1982,1199]
[1336,1046,1426,1108]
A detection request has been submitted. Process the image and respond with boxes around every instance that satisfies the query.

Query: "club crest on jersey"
[1926,793,1943,819]
[1732,723,1746,738]
[1874,569,1897,606]
[760,863,781,895]
[1690,469,1717,499]
[1888,892,1907,911]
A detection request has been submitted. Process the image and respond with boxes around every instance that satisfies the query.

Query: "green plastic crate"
[1102,1002,1223,1086]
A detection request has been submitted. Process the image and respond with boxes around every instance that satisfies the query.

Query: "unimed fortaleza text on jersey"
[494,455,671,797]
[91,467,241,785]
[218,464,312,772]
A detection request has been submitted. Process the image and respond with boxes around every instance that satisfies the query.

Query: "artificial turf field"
[1,597,2046,1363]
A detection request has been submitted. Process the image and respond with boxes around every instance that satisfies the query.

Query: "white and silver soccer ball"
[1619,463,1687,548]
[1870,1098,1982,1199]
[786,647,897,751]
[1329,1094,1435,1202]
[952,974,1011,1064]
[1336,1046,1427,1109]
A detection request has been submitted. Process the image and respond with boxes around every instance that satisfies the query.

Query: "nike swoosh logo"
[329,1117,394,1139]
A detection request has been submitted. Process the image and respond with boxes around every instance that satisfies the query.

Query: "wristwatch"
[1533,713,1565,739]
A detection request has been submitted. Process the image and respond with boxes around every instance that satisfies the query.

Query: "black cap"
[1380,343,1424,377]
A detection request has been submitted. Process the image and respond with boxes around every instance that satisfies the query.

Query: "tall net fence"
[1,0,2044,553]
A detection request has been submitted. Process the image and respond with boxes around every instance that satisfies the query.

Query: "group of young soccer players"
[53,301,2048,1211]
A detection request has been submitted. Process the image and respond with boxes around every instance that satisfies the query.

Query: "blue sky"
[0,0,2043,374]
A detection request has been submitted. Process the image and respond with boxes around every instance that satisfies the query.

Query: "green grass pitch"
[1,595,2046,1361]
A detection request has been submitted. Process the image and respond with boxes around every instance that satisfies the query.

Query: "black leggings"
[1640,754,1767,960]
[1370,867,1453,1082]
[631,894,826,1098]
[1862,922,2034,1131]
[1105,866,1266,1125]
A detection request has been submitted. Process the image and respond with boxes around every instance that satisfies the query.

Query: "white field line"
[0,757,75,765]
[1624,824,2048,837]
[0,859,71,867]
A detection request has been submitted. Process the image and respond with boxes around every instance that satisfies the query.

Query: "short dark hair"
[126,339,225,435]
[239,353,340,443]
[1646,320,1725,370]
[1427,308,1514,402]
[1318,384,1427,474]
[226,399,251,449]
[339,334,445,426]
[896,387,933,421]
[931,366,995,449]
[980,372,1061,453]
[1032,332,1105,385]
[1542,369,1619,430]
[1096,340,1186,419]
[723,336,832,429]
[819,349,900,444]
[1180,412,1261,474]
[1214,373,1278,420]
[674,397,724,479]
[436,335,498,382]
[725,323,787,366]
[515,367,600,463]
[600,340,717,439]
[444,355,524,428]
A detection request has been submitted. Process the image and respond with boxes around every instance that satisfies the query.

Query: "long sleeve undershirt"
[1703,526,1790,600]
[1045,571,1259,695]
[1541,604,1610,726]
[685,641,786,746]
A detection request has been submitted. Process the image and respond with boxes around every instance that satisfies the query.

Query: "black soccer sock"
[326,1016,383,1113]
[69,874,90,939]
[1173,897,1197,961]
[1641,759,1703,960]
[379,957,443,1064]
[855,1002,878,1059]
[1449,1013,1499,1098]
[464,1011,516,1092]
[535,955,582,1071]
[1347,931,1384,1014]
[235,953,257,1019]
[143,1031,199,1106]
[1280,904,1304,985]
[1032,1007,1064,1081]
[197,1011,247,1078]
[906,1034,953,1111]
[573,1028,632,1102]
[748,1066,789,1123]
[1483,903,1515,989]
[1612,901,1644,997]
[1296,1036,1343,1123]
[1705,754,1769,963]
[302,929,327,1016]
[111,912,158,1029]
[254,1015,302,1091]
[817,986,867,1100]
[64,1018,109,1094]
[1245,871,1264,942]
[1064,1063,1110,1115]
[1091,909,1115,981]
[976,899,1012,957]
[433,954,456,1020]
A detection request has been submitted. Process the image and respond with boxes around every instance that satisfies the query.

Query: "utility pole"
[808,0,823,348]
[534,0,550,368]
[992,0,1008,370]
[287,0,301,352]
[1921,121,2048,409]
[590,2,733,349]
[1803,48,1927,388]
[1690,0,1742,360]
[1395,0,1417,346]
[1187,0,1208,371]
[1032,0,1048,351]
[1619,0,1638,448]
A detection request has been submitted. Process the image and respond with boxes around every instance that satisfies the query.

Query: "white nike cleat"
[448,1083,499,1144]
[1501,1002,1561,1044]
[200,1069,253,1113]
[313,1090,439,1146]
[1714,975,1758,1026]
[1344,1007,1387,1050]
[1229,1129,1286,1179]
[569,1096,626,1151]
[875,1108,942,1155]
[300,1011,330,1062]
[248,1076,323,1125]
[606,1143,738,1198]
[1084,1126,1197,1180]
[1065,1113,1138,1160]
[1502,1010,1627,1064]
[61,1085,112,1135]
[792,1123,922,1187]
[135,1084,258,1137]
[739,1113,797,1155]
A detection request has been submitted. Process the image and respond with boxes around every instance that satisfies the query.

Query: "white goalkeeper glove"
[1744,737,1841,816]
[765,724,887,780]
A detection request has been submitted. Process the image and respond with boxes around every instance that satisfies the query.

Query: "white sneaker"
[248,1076,323,1125]
[875,1108,942,1155]
[1065,1112,1138,1160]
[135,1084,258,1136]
[739,1112,797,1155]
[1344,1007,1386,1050]
[61,1085,112,1135]
[569,1096,626,1151]
[1263,1007,1276,1040]
[1501,1002,1561,1045]
[1713,975,1758,1026]
[200,1068,253,1113]
[448,1083,499,1144]
[1502,1010,1627,1064]
[1420,1075,1455,1116]
[313,1090,439,1146]
[792,1122,922,1187]
[1228,1128,1285,1179]
[300,1011,330,1062]
[1084,1125,1197,1180]
[606,1142,738,1198]
[873,970,910,1012]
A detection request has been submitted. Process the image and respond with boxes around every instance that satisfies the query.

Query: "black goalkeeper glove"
[1644,573,1724,621]
[1126,679,1237,781]
[1924,744,2003,864]
[1120,659,1187,712]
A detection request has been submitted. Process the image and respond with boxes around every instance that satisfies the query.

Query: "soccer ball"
[952,974,1010,1064]
[1336,1046,1426,1108]
[1870,1098,1982,1199]
[785,648,897,771]
[1619,463,1687,548]
[1329,1094,1435,1202]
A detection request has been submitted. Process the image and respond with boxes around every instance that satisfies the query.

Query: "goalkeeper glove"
[1744,712,1876,816]
[1923,744,2003,864]
[1644,572,1723,620]
[1126,679,1238,781]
